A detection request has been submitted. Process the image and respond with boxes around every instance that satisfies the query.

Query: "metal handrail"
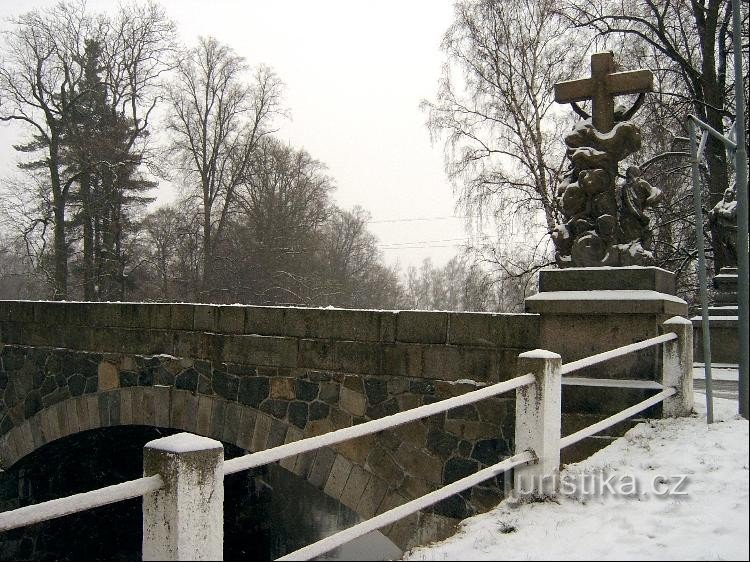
[560,333,676,375]
[277,451,536,561]
[560,388,676,449]
[0,474,164,532]
[223,373,536,475]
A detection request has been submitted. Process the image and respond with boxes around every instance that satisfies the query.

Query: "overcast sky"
[0,0,481,271]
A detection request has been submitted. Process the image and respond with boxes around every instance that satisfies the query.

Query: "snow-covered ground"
[404,395,749,561]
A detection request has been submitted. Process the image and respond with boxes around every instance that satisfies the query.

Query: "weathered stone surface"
[340,464,371,511]
[443,456,478,484]
[97,362,119,391]
[238,377,269,408]
[339,387,366,417]
[307,447,336,488]
[309,401,329,422]
[426,429,459,459]
[471,439,511,466]
[270,378,295,400]
[396,311,448,344]
[392,421,428,449]
[295,379,319,401]
[364,379,388,405]
[538,266,675,293]
[366,397,398,419]
[288,401,309,429]
[366,447,404,485]
[212,370,239,401]
[260,399,289,420]
[395,443,442,485]
[323,454,353,500]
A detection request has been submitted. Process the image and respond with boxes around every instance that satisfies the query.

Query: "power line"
[367,215,481,224]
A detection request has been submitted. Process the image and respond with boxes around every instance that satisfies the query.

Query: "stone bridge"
[0,301,540,548]
[0,270,687,550]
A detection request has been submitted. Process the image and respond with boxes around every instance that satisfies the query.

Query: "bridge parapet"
[0,301,538,382]
[0,301,540,549]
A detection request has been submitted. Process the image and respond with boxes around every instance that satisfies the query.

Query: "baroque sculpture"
[708,186,739,269]
[551,52,661,267]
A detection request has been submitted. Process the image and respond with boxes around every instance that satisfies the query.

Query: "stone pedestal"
[692,267,739,363]
[525,266,688,462]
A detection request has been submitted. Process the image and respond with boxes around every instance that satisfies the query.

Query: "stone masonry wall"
[0,301,540,549]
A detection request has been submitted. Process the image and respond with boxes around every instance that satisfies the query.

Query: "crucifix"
[555,52,654,133]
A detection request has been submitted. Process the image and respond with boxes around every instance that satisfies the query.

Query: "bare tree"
[0,1,175,300]
[165,36,284,298]
[0,1,98,298]
[424,0,586,237]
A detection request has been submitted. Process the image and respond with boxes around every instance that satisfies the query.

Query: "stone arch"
[0,387,397,542]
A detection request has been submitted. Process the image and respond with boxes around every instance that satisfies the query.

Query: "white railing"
[0,316,694,560]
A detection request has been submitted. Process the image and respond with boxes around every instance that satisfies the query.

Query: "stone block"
[194,305,218,332]
[90,303,122,328]
[65,399,80,435]
[279,426,304,472]
[421,346,462,380]
[323,454,353,500]
[340,464,371,511]
[85,394,100,429]
[270,378,296,400]
[119,303,151,329]
[356,475,388,519]
[33,301,67,326]
[170,304,195,330]
[196,395,214,436]
[335,341,381,374]
[171,391,199,433]
[379,312,397,343]
[538,266,676,293]
[395,443,442,484]
[208,400,227,441]
[298,339,337,371]
[236,408,256,451]
[222,402,242,445]
[328,310,382,341]
[382,344,422,378]
[251,412,272,452]
[307,446,337,488]
[5,302,34,324]
[339,387,367,417]
[244,306,286,336]
[39,407,61,443]
[97,361,119,391]
[525,290,687,316]
[284,308,332,339]
[217,306,245,334]
[448,312,540,349]
[130,387,145,425]
[120,388,133,425]
[224,335,298,367]
[392,420,428,449]
[396,311,448,344]
[154,386,172,428]
[149,304,173,330]
[266,417,289,448]
[292,448,316,479]
[367,450,402,488]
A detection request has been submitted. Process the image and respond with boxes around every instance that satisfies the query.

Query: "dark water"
[0,426,400,561]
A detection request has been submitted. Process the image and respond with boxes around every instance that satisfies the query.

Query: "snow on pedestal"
[142,433,224,561]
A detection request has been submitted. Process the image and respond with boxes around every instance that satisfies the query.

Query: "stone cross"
[554,52,653,133]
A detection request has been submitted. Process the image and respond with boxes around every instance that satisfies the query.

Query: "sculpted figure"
[552,53,657,268]
[708,188,738,268]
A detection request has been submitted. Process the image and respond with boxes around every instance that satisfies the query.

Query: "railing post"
[660,316,694,417]
[142,433,224,561]
[514,349,562,498]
